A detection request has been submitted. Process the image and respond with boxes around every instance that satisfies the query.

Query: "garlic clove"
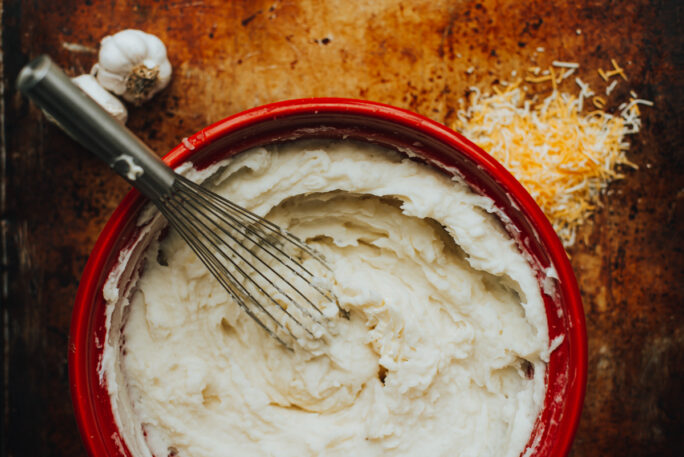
[72,74,128,123]
[94,65,127,96]
[156,60,172,89]
[99,35,138,72]
[106,30,151,65]
[140,32,167,66]
[96,29,172,105]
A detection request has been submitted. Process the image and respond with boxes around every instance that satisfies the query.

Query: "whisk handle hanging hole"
[17,55,176,201]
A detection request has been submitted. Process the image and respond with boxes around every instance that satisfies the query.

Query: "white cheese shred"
[552,61,580,69]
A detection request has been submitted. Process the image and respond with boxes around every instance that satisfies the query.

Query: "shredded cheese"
[592,96,607,109]
[598,59,628,82]
[454,61,650,247]
[552,61,580,69]
[525,75,553,83]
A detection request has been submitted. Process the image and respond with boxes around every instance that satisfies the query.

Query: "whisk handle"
[16,55,175,202]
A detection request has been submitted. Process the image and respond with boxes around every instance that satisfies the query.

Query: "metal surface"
[1,0,682,456]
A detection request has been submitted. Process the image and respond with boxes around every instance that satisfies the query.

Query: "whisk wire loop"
[162,194,313,340]
[174,177,330,317]
[160,199,302,349]
[156,175,338,348]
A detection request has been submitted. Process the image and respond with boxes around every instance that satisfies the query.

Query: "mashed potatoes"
[101,140,549,457]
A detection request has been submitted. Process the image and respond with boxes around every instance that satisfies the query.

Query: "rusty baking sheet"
[2,0,682,455]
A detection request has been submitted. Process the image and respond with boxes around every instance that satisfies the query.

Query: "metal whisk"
[17,56,338,349]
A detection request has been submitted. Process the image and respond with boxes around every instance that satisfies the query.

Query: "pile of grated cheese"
[453,60,653,247]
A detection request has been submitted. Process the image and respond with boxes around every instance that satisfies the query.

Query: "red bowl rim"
[69,97,587,457]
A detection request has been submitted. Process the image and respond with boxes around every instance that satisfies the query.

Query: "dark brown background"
[1,0,682,456]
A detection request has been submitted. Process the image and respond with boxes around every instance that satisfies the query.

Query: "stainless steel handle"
[16,55,175,201]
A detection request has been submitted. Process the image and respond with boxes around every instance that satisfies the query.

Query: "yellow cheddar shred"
[592,96,607,109]
[453,62,650,247]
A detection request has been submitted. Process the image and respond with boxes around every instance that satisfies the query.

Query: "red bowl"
[69,98,587,457]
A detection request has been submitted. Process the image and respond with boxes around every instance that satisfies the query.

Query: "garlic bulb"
[72,74,128,123]
[95,29,172,105]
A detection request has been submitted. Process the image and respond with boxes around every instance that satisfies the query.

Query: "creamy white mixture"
[102,140,550,457]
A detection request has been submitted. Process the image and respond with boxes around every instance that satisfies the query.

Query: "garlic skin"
[72,74,128,123]
[95,29,172,105]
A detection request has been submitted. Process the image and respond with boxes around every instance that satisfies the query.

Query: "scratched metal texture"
[1,0,682,456]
